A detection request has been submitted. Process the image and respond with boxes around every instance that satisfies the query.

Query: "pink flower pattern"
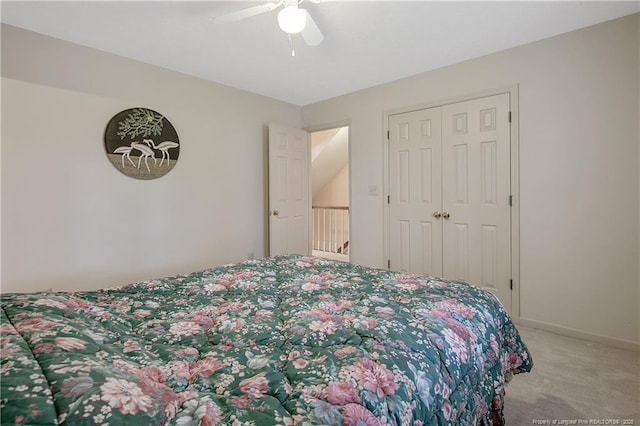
[342,403,380,426]
[326,382,360,405]
[100,378,153,415]
[54,337,88,351]
[1,255,531,425]
[169,321,200,337]
[351,358,399,398]
[190,357,223,380]
[239,373,270,397]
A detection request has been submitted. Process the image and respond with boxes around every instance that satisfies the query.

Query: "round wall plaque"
[104,108,180,180]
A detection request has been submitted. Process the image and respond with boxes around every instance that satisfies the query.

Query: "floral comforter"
[1,255,531,425]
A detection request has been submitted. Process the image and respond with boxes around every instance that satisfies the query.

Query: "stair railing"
[312,206,349,256]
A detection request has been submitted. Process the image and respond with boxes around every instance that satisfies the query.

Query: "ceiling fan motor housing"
[278,2,307,34]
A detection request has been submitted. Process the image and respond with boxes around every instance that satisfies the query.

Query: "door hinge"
[387,259,391,269]
[510,279,513,290]
[387,195,390,204]
[508,111,512,123]
[508,195,513,206]
[387,130,390,140]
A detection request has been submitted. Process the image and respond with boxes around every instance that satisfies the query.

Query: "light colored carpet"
[504,325,640,425]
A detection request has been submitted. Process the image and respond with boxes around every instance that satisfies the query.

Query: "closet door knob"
[272,210,280,216]
[442,212,450,219]
[433,211,442,219]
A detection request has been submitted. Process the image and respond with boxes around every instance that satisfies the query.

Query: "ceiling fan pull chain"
[289,34,296,57]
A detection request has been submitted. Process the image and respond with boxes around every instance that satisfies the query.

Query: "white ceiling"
[1,1,638,106]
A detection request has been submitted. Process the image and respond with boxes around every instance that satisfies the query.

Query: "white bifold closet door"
[389,93,512,312]
[389,107,444,277]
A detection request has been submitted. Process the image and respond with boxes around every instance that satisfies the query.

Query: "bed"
[1,255,531,425]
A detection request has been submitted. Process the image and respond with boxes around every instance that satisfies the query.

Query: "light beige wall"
[1,24,301,293]
[313,165,349,207]
[302,14,640,346]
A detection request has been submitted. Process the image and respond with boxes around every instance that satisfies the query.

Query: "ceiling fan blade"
[215,2,279,22]
[301,9,324,46]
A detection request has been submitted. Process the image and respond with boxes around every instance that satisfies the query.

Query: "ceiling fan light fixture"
[277,6,307,34]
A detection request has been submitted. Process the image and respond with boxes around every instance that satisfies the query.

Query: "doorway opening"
[310,126,349,261]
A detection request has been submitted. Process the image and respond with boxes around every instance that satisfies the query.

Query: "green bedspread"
[1,255,531,425]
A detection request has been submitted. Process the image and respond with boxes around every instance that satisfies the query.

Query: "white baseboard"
[518,317,639,352]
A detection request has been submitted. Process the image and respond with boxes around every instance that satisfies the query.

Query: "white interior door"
[387,93,512,313]
[389,107,443,276]
[441,93,511,311]
[268,123,310,256]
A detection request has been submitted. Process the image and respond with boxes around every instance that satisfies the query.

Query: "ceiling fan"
[215,0,326,52]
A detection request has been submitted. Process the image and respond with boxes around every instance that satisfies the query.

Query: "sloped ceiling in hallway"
[312,127,348,199]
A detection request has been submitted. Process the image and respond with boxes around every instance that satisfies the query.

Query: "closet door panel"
[389,107,443,276]
[441,93,511,311]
